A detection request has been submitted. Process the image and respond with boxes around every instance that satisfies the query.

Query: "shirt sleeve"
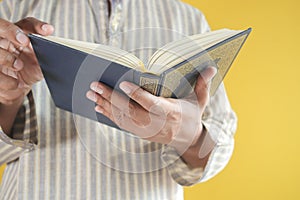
[0,92,38,165]
[161,83,237,186]
[0,0,13,20]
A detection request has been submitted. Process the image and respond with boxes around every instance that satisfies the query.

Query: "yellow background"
[1,0,300,200]
[183,0,300,199]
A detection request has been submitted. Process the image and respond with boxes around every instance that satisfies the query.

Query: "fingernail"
[13,59,23,70]
[42,24,54,33]
[16,30,28,45]
[211,67,217,77]
[202,67,217,81]
[119,82,131,94]
[41,24,48,32]
[95,106,103,113]
[90,82,103,94]
[86,91,97,102]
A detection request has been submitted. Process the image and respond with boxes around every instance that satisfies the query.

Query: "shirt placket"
[108,0,123,47]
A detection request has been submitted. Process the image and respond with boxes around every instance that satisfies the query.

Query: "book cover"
[29,28,251,129]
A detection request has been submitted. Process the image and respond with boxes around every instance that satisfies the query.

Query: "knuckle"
[2,99,13,105]
[0,50,6,63]
[1,93,13,101]
[5,53,15,65]
[167,105,181,121]
[114,112,125,127]
[168,110,181,122]
[0,19,16,37]
[7,80,18,90]
[128,102,136,117]
[0,38,10,49]
[0,95,17,105]
[0,50,15,66]
[152,98,161,107]
[5,22,17,34]
[150,98,164,114]
[131,87,143,101]
[159,129,173,142]
[1,79,18,90]
[95,97,102,105]
[95,95,108,107]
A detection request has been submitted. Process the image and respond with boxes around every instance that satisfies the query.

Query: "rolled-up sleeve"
[0,92,38,165]
[161,83,237,186]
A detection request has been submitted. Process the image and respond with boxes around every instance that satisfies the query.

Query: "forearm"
[0,96,25,135]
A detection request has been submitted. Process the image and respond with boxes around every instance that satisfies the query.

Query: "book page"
[39,35,146,72]
[147,29,241,74]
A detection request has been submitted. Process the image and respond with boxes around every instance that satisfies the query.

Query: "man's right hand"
[0,17,54,134]
[0,17,54,105]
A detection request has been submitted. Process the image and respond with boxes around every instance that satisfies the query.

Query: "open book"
[29,28,251,128]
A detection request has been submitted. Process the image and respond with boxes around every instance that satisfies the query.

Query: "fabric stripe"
[0,161,18,200]
[0,0,11,20]
[0,142,23,165]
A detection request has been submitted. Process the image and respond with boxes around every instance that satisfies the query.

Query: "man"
[0,0,237,199]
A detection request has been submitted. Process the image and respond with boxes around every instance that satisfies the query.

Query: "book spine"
[136,72,160,96]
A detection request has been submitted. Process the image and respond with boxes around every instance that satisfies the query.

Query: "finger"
[88,86,171,141]
[0,86,25,105]
[15,17,54,36]
[0,38,20,55]
[200,67,217,85]
[86,87,150,124]
[0,87,24,102]
[0,48,23,71]
[119,81,166,114]
[194,67,217,105]
[0,96,15,105]
[0,18,30,47]
[95,97,152,134]
[87,90,133,129]
[89,82,129,110]
[0,71,19,91]
[86,90,108,108]
[95,96,169,142]
[1,66,18,79]
[0,72,23,105]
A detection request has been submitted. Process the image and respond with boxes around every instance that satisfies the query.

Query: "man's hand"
[0,17,54,104]
[0,17,54,134]
[86,67,217,168]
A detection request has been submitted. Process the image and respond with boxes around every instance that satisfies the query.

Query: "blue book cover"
[29,28,251,129]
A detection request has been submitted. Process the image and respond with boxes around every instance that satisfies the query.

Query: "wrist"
[0,95,26,135]
[179,124,216,169]
[169,122,203,155]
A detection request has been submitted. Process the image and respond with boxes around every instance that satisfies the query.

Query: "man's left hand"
[86,67,216,158]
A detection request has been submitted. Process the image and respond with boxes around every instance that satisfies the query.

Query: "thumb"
[15,17,54,36]
[194,66,217,105]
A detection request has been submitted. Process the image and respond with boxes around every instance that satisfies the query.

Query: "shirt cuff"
[161,144,204,186]
[0,92,37,165]
[161,120,235,186]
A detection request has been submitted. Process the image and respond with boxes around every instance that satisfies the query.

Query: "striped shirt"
[0,0,237,199]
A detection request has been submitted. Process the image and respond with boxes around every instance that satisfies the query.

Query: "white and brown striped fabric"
[0,0,237,199]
